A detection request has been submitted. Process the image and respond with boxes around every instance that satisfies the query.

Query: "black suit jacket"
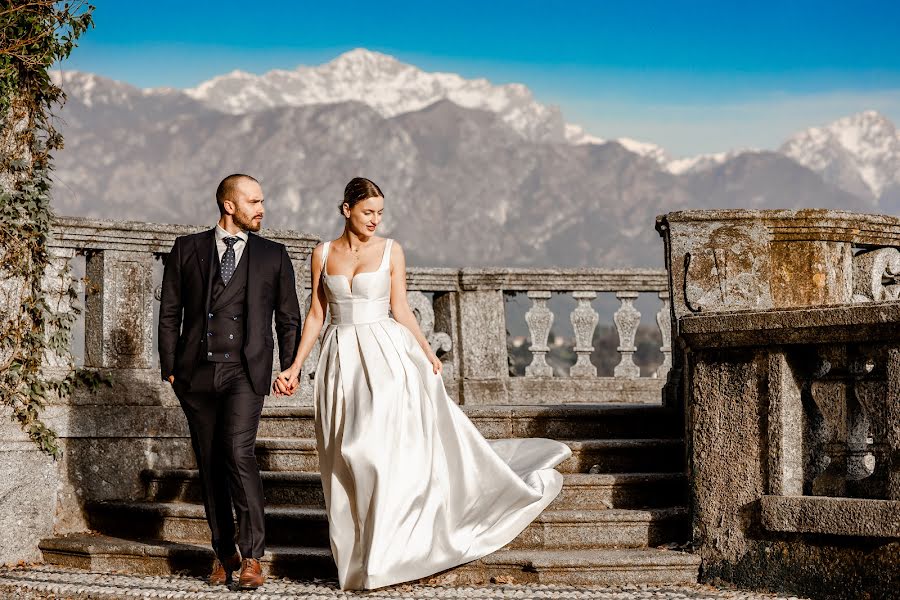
[158,228,301,396]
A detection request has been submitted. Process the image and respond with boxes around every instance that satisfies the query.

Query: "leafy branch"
[1,1,95,458]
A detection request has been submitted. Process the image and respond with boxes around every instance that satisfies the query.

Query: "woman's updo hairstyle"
[340,177,383,216]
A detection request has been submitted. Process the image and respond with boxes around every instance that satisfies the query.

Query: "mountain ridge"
[47,59,896,268]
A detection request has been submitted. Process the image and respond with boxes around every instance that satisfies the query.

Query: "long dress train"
[313,238,571,590]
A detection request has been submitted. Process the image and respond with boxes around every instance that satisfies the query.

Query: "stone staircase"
[40,403,699,586]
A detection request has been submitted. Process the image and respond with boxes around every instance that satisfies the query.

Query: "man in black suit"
[158,174,300,590]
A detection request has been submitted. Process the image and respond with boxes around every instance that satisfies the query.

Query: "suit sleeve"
[158,236,183,381]
[274,244,301,372]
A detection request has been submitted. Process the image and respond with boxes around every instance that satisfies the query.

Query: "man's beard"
[234,211,261,232]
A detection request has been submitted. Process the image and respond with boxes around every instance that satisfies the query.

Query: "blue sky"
[62,0,900,156]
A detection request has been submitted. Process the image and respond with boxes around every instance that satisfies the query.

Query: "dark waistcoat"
[204,249,249,363]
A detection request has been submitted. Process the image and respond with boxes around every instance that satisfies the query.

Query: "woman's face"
[344,196,384,239]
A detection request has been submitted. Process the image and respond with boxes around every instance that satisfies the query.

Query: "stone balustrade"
[49,216,672,407]
[448,269,670,404]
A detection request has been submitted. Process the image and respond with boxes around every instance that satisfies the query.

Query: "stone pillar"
[84,250,155,369]
[655,290,672,381]
[0,246,71,564]
[458,289,508,402]
[0,417,57,564]
[766,350,804,496]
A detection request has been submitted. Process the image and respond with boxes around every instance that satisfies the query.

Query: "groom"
[158,174,300,589]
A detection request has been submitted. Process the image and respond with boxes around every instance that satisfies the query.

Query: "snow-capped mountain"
[45,52,900,269]
[616,138,670,168]
[780,110,900,199]
[183,48,572,144]
[54,51,900,201]
[667,150,753,175]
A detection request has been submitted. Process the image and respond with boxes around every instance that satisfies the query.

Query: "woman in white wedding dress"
[275,177,571,590]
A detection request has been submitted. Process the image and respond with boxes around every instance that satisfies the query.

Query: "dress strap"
[379,239,393,270]
[321,241,331,274]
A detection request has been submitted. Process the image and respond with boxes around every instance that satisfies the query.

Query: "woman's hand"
[273,365,301,396]
[427,352,443,375]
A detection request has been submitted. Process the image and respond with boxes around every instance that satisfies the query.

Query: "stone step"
[445,548,700,587]
[40,533,700,586]
[87,501,689,551]
[551,473,687,510]
[143,469,687,511]
[257,404,681,440]
[254,437,685,474]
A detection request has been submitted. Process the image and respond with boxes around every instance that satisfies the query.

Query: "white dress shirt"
[215,224,248,266]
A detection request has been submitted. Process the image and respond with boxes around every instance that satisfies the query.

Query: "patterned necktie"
[221,237,240,285]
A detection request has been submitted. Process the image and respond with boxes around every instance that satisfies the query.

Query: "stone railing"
[657,209,900,598]
[439,269,670,405]
[50,216,671,407]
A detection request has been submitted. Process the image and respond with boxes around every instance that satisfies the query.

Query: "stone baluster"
[613,291,641,378]
[433,291,461,400]
[525,291,553,377]
[84,250,155,369]
[809,379,851,497]
[407,291,453,378]
[569,291,598,377]
[655,290,672,380]
[853,379,891,499]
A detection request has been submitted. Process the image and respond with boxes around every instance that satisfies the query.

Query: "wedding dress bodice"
[321,239,392,326]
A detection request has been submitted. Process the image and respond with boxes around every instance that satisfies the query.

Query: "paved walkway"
[0,566,809,599]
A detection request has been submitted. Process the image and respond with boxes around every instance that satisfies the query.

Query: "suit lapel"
[245,232,258,314]
[197,228,216,313]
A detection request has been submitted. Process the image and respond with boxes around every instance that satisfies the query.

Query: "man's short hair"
[216,174,259,215]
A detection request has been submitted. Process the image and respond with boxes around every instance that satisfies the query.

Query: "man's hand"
[272,367,300,396]
[168,375,175,384]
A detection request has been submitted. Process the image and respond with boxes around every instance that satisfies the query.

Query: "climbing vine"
[1,1,97,457]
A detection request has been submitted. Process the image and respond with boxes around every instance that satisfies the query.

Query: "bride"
[275,177,571,590]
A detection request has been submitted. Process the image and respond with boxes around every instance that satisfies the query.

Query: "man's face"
[227,179,264,232]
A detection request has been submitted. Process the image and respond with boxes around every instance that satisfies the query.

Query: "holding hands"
[273,366,301,396]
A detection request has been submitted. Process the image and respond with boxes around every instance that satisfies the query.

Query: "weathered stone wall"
[685,342,899,598]
[0,416,58,565]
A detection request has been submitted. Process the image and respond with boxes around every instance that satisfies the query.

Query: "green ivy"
[1,2,98,458]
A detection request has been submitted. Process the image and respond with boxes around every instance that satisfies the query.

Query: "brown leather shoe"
[238,557,265,589]
[207,553,241,586]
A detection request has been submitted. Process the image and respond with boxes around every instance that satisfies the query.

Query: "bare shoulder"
[388,240,406,274]
[310,243,325,266]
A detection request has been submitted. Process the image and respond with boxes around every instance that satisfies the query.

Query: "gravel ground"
[0,566,810,600]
